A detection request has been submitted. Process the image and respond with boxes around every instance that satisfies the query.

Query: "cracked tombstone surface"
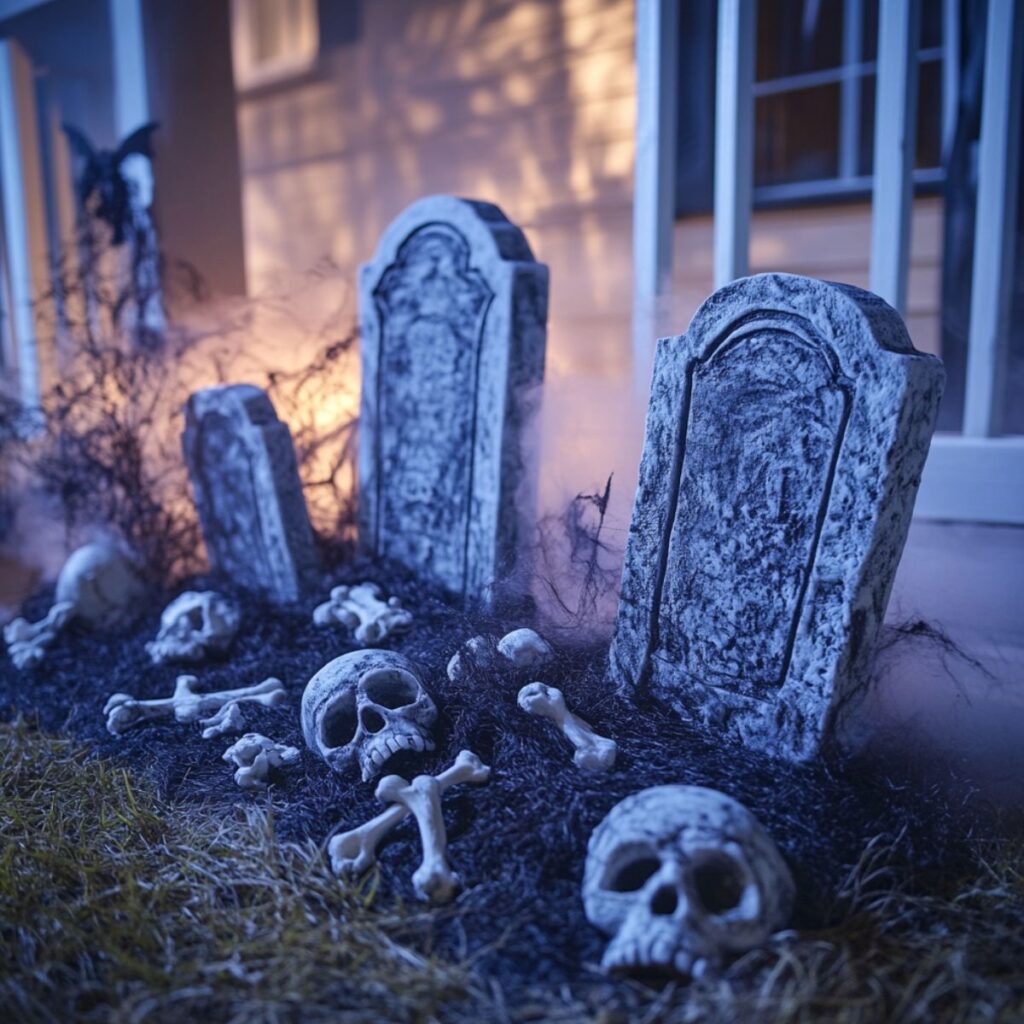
[358,195,548,603]
[610,273,945,761]
[183,384,320,604]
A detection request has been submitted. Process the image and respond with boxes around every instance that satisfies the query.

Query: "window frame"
[230,0,320,92]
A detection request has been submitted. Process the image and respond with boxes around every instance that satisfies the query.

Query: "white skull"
[300,650,438,782]
[583,785,794,979]
[146,591,241,664]
[55,541,144,630]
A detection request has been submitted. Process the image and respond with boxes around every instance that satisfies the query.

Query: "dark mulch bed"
[1,558,1012,1009]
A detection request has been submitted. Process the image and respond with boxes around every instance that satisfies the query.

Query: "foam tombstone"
[183,383,320,604]
[358,195,548,603]
[610,273,944,761]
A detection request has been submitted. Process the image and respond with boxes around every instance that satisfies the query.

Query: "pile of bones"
[8,540,821,982]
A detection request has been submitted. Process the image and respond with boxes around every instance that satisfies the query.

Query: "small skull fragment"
[146,591,241,665]
[583,785,794,979]
[4,541,144,669]
[446,635,501,682]
[496,628,554,670]
[301,650,437,781]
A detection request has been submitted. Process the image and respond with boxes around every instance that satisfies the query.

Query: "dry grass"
[1,720,1023,1024]
[0,721,476,1023]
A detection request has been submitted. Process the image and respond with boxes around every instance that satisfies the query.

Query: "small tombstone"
[183,383,320,604]
[358,195,548,600]
[611,273,944,760]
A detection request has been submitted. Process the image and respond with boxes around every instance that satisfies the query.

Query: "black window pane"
[757,0,844,80]
[921,0,943,49]
[755,83,841,185]
[862,0,879,60]
[857,58,944,176]
[864,0,943,60]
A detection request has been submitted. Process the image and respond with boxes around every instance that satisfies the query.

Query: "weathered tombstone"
[183,383,320,604]
[611,273,945,760]
[358,195,548,600]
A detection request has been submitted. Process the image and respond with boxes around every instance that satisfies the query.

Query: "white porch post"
[0,38,42,406]
[869,0,922,313]
[633,0,679,300]
[109,0,150,137]
[713,0,756,289]
[962,0,1024,437]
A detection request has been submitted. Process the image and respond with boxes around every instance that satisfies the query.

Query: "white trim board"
[915,435,1024,525]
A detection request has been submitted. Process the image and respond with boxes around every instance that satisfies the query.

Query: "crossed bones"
[328,749,491,903]
[104,675,287,738]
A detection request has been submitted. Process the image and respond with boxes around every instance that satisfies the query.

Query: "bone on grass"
[104,675,287,736]
[517,682,617,771]
[327,750,490,889]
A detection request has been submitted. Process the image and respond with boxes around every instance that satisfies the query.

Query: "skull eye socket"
[691,853,745,914]
[362,669,420,709]
[187,607,205,629]
[321,689,357,748]
[604,848,661,892]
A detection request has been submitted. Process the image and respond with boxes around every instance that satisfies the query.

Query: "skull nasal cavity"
[651,885,678,916]
[361,707,386,733]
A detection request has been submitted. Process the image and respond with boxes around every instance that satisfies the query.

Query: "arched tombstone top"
[358,195,548,602]
[360,196,536,284]
[611,272,944,761]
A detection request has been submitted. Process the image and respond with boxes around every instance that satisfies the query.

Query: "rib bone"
[518,681,617,771]
[327,749,489,885]
[104,675,287,736]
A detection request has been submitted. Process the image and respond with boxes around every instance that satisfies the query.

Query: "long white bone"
[327,750,490,883]
[376,772,457,903]
[517,682,617,771]
[312,582,412,645]
[104,675,287,736]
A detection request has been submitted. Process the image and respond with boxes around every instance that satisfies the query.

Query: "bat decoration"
[62,121,160,245]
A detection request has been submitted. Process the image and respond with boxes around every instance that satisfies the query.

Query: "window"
[676,0,948,213]
[231,0,319,90]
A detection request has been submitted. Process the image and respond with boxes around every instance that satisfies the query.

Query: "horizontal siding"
[239,0,638,393]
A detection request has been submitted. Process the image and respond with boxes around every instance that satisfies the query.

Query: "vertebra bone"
[312,582,412,645]
[517,681,617,771]
[327,750,490,887]
[104,675,287,736]
[223,733,300,790]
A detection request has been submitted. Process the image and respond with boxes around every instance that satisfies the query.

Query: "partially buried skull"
[583,785,794,979]
[301,650,438,781]
[146,591,241,665]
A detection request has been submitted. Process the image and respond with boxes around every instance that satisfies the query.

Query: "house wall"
[236,0,946,525]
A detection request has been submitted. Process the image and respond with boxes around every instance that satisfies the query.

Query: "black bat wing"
[114,121,160,163]
[61,122,96,163]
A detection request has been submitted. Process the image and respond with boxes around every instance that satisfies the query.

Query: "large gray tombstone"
[611,273,944,760]
[183,383,320,604]
[358,195,548,600]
